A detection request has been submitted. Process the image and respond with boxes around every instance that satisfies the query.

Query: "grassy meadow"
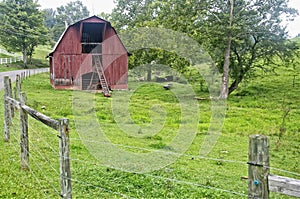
[0,60,299,198]
[0,45,51,72]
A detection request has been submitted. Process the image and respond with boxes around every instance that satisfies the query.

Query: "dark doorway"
[81,22,105,54]
[81,72,100,90]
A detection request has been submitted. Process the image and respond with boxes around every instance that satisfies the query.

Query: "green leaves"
[111,0,299,95]
[0,0,48,66]
[50,0,90,42]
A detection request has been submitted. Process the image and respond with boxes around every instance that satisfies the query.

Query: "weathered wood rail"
[248,135,300,198]
[3,75,72,198]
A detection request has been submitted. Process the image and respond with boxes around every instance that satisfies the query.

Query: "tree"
[43,8,57,45]
[201,0,298,96]
[111,0,193,80]
[111,0,299,97]
[52,0,89,42]
[43,8,56,29]
[0,0,48,67]
[219,0,234,99]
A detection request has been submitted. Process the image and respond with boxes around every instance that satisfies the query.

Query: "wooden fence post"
[58,118,72,198]
[8,78,14,118]
[16,74,21,100]
[20,92,29,170]
[4,76,11,142]
[248,135,270,199]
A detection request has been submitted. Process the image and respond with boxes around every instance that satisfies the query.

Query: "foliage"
[111,0,194,81]
[111,0,299,96]
[43,8,56,29]
[0,0,48,67]
[51,0,90,42]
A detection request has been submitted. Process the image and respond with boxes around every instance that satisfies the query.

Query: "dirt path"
[0,68,49,90]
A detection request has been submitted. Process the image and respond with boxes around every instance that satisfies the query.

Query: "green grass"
[0,65,299,198]
[0,45,51,72]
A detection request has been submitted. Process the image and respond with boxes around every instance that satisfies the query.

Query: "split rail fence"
[2,75,300,198]
[3,75,72,198]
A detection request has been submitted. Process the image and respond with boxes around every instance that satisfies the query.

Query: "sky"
[39,0,300,38]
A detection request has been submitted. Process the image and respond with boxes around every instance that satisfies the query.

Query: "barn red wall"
[103,33,128,89]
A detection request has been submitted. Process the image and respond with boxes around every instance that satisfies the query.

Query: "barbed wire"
[68,157,247,198]
[69,137,248,166]
[69,177,136,199]
[10,121,58,172]
[27,122,59,154]
[7,112,300,199]
[265,166,300,177]
[69,137,300,178]
[8,129,56,198]
[144,173,248,197]
[4,93,299,199]
[10,117,60,174]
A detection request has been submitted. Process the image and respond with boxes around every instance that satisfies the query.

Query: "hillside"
[0,60,299,198]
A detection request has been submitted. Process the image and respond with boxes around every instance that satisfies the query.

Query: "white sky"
[38,0,115,15]
[38,0,300,37]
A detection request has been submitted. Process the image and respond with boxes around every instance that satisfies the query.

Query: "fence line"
[0,48,22,65]
[69,151,248,197]
[69,137,249,166]
[8,132,52,199]
[3,75,72,199]
[69,177,135,199]
[3,75,300,198]
[248,135,300,198]
[9,131,61,197]
[27,124,60,154]
[0,57,22,65]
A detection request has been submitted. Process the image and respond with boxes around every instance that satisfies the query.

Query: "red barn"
[48,16,128,95]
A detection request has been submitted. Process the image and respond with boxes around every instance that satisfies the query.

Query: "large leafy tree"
[200,0,298,97]
[52,0,89,42]
[43,8,56,29]
[43,8,56,45]
[111,0,299,97]
[111,0,193,80]
[0,0,48,67]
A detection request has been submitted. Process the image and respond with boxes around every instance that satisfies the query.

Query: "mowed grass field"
[0,45,51,72]
[0,64,299,198]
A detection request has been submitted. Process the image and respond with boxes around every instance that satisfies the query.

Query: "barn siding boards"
[49,16,128,90]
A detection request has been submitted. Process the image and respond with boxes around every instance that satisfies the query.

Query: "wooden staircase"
[93,55,111,97]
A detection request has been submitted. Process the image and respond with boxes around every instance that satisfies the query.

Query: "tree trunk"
[147,64,152,81]
[219,0,234,99]
[228,79,240,95]
[22,47,28,68]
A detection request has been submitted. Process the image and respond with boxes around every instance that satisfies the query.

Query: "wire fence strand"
[69,137,248,166]
[69,177,136,199]
[4,89,300,198]
[9,131,61,197]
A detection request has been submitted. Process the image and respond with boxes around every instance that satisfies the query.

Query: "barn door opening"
[81,72,100,90]
[81,22,105,54]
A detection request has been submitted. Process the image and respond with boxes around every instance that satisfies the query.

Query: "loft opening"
[81,22,105,54]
